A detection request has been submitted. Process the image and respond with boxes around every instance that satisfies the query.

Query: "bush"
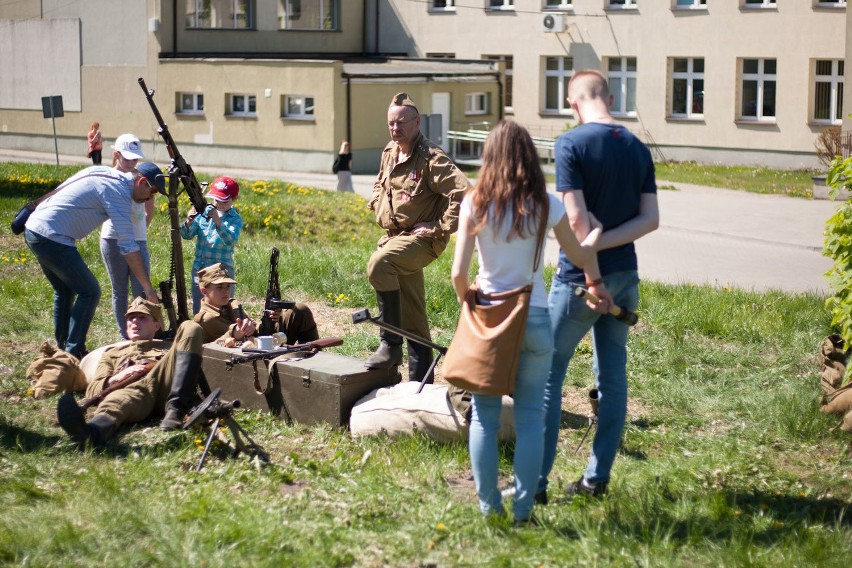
[824,153,852,360]
[815,126,843,169]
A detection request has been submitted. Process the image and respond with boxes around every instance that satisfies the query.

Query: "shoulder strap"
[532,196,549,274]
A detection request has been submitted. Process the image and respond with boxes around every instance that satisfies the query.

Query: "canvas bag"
[26,341,87,399]
[442,201,548,396]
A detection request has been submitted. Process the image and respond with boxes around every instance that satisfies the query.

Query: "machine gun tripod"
[184,388,269,472]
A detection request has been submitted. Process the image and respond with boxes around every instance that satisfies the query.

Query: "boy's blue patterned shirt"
[180,207,243,269]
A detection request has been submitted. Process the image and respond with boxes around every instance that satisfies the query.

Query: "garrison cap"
[198,263,238,289]
[390,92,419,114]
[126,297,162,325]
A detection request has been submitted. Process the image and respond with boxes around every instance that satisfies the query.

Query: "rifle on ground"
[80,358,158,410]
[225,337,343,369]
[258,247,295,336]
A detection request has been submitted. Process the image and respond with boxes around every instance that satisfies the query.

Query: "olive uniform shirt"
[369,133,468,246]
[194,299,246,344]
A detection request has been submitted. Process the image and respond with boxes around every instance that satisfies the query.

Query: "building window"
[544,0,573,8]
[670,58,704,119]
[465,93,489,115]
[743,0,775,7]
[813,60,844,124]
[740,58,776,121]
[483,55,513,112]
[178,93,204,114]
[282,95,314,119]
[430,0,456,10]
[607,57,637,116]
[186,0,252,29]
[608,0,638,8]
[543,56,573,114]
[228,93,256,116]
[426,53,456,59]
[674,0,706,8]
[487,0,515,10]
[279,0,339,30]
[815,1,847,8]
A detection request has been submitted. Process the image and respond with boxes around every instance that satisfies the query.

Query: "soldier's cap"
[390,92,419,114]
[126,297,162,325]
[198,262,238,289]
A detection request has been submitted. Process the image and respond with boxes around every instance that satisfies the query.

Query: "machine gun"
[225,337,343,369]
[258,247,295,336]
[139,76,209,323]
[184,388,269,472]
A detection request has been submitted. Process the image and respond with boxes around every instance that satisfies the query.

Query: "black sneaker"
[513,516,540,528]
[534,490,548,506]
[566,476,608,498]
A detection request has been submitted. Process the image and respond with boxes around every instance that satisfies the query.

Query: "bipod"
[573,388,600,455]
[185,387,269,472]
[352,308,447,393]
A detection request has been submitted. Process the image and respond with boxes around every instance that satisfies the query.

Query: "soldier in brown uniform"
[56,297,205,447]
[193,263,319,345]
[366,93,470,382]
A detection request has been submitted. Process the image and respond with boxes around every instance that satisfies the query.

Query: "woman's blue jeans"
[100,238,150,339]
[538,271,639,492]
[469,306,553,521]
[25,229,101,358]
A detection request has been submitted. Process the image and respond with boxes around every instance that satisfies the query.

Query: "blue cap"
[135,162,166,193]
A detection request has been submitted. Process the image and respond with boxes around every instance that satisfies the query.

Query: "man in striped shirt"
[24,162,165,359]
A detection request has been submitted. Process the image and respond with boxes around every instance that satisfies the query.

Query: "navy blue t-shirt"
[554,122,656,282]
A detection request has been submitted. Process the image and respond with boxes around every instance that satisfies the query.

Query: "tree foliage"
[824,155,852,353]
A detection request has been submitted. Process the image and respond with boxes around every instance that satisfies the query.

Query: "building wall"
[381,0,848,169]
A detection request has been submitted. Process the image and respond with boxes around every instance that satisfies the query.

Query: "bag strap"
[30,172,123,208]
[531,196,549,274]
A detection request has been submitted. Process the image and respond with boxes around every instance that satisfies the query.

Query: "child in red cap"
[180,176,243,313]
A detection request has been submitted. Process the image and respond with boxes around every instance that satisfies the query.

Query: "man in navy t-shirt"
[538,69,660,501]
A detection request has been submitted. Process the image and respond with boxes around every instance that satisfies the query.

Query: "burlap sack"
[841,408,852,433]
[819,334,849,395]
[821,383,852,415]
[26,341,87,398]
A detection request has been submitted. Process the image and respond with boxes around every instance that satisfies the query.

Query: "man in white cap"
[24,162,165,359]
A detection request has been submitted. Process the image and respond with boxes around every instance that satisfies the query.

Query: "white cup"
[256,335,274,350]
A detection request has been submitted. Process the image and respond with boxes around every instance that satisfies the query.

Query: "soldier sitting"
[193,262,319,346]
[57,297,205,447]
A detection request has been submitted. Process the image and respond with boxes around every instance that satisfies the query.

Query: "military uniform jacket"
[369,133,468,241]
[86,340,170,397]
[193,299,248,344]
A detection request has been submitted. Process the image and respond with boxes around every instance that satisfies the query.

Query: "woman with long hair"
[451,120,600,524]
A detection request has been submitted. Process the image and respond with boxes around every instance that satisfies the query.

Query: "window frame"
[486,0,515,11]
[738,58,777,122]
[669,58,704,120]
[606,56,638,117]
[674,0,706,9]
[282,95,315,120]
[178,92,205,115]
[607,0,639,9]
[185,0,253,30]
[542,56,574,115]
[227,93,257,117]
[543,0,573,9]
[465,92,489,116]
[814,1,847,9]
[812,59,844,125]
[430,0,456,11]
[483,54,514,113]
[279,0,340,31]
[742,0,776,8]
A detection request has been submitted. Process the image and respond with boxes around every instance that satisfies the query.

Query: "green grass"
[0,161,849,566]
[654,161,819,198]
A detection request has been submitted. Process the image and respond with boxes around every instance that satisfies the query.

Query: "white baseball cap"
[112,133,145,160]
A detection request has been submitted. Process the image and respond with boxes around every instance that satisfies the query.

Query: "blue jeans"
[100,238,150,339]
[190,263,234,314]
[25,229,101,358]
[538,271,639,491]
[469,306,553,521]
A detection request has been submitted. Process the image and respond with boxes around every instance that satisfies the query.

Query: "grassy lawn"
[0,162,848,566]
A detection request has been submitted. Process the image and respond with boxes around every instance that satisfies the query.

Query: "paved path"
[0,148,839,294]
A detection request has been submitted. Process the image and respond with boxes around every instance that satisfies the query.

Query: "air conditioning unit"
[542,13,565,33]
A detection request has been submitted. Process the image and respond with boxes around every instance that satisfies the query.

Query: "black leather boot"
[57,393,116,447]
[365,290,403,369]
[407,341,434,384]
[160,352,202,430]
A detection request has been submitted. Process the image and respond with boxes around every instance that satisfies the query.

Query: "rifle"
[138,77,208,214]
[258,247,295,336]
[80,358,158,411]
[158,281,179,339]
[225,337,343,369]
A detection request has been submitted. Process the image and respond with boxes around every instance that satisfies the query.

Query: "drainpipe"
[346,75,352,145]
[171,0,178,57]
[374,0,380,54]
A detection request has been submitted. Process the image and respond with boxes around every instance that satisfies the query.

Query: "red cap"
[207,176,239,201]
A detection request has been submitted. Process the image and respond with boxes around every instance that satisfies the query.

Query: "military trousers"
[85,321,205,428]
[367,234,447,343]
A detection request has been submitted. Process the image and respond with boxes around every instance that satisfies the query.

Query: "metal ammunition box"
[201,344,400,427]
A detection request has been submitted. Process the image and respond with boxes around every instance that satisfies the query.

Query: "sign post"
[41,96,64,166]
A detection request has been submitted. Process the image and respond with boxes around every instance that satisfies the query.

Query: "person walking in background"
[366,92,469,384]
[86,122,103,165]
[450,120,601,525]
[180,176,243,314]
[538,69,659,502]
[334,140,354,192]
[100,134,155,340]
[24,162,164,359]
